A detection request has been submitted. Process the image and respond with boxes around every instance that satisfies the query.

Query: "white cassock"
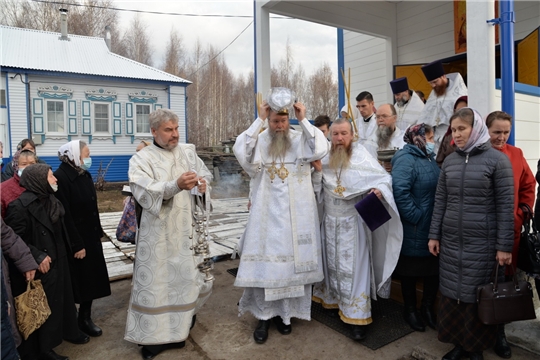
[233,117,328,325]
[395,91,425,131]
[312,142,403,325]
[355,114,377,148]
[417,72,468,150]
[364,126,406,160]
[125,144,213,345]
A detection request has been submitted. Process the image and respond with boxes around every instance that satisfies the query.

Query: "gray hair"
[149,109,179,131]
[330,118,353,133]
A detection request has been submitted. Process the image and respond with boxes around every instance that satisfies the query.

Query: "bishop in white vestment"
[416,60,468,151]
[311,118,403,341]
[125,109,213,359]
[233,97,328,344]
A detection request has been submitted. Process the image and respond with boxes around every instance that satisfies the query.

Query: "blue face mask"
[0,159,3,166]
[425,142,435,155]
[18,168,24,177]
[81,157,92,170]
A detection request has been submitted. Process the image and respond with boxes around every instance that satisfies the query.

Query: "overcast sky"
[116,1,338,80]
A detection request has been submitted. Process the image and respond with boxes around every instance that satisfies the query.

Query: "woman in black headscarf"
[54,140,110,337]
[5,164,88,360]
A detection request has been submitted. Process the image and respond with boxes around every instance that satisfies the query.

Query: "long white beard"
[268,130,291,159]
[329,144,352,171]
[376,125,393,149]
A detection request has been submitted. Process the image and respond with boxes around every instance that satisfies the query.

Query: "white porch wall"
[343,31,389,105]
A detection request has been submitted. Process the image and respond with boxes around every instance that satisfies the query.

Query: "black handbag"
[517,204,540,274]
[476,263,536,325]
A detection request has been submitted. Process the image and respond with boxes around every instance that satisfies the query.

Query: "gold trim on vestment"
[311,295,373,325]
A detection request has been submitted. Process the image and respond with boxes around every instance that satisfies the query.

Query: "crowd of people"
[0,57,539,360]
[1,139,110,360]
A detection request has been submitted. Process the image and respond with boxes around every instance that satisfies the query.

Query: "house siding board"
[40,154,132,182]
[7,73,29,156]
[343,31,389,104]
[25,75,173,156]
[169,86,187,143]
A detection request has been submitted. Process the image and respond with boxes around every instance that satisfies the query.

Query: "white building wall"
[6,72,29,157]
[343,31,389,105]
[168,85,187,143]
[0,73,9,154]
[24,75,183,157]
[396,1,540,65]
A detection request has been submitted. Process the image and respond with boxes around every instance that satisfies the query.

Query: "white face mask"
[50,183,58,192]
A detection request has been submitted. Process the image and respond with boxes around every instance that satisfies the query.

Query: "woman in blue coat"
[391,123,440,332]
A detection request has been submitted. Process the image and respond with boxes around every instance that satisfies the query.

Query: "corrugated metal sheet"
[0,26,190,85]
[40,154,131,182]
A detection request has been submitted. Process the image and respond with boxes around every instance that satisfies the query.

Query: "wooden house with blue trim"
[0,25,191,181]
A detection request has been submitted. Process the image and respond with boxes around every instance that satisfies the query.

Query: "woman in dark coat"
[428,108,514,360]
[5,164,88,360]
[391,123,440,332]
[54,140,110,337]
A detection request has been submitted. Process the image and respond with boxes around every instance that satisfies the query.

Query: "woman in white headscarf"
[54,140,111,338]
[427,108,515,360]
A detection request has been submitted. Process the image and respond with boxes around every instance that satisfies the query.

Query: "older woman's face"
[426,131,435,143]
[47,169,57,185]
[488,119,512,150]
[451,117,473,149]
[80,145,90,160]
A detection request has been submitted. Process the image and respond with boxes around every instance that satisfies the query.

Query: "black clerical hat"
[390,77,409,94]
[421,60,445,82]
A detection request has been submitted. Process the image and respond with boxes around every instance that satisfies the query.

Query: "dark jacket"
[1,218,39,347]
[54,162,110,303]
[391,144,440,257]
[429,141,515,303]
[5,191,79,355]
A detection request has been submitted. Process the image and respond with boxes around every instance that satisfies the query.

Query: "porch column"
[254,1,271,118]
[466,0,497,117]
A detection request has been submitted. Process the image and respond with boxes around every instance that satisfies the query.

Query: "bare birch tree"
[116,15,153,66]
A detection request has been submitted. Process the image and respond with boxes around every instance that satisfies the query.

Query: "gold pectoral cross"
[268,162,278,183]
[334,180,346,197]
[277,163,289,183]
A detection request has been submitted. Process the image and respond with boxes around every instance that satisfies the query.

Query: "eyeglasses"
[375,114,395,120]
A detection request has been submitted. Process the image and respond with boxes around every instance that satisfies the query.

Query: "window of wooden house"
[94,103,110,133]
[46,100,65,133]
[136,104,151,133]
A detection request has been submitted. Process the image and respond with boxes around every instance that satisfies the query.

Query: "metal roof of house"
[0,25,191,84]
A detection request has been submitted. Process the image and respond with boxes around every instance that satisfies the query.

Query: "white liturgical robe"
[312,142,403,325]
[417,73,468,151]
[395,91,425,131]
[125,143,213,345]
[233,117,328,324]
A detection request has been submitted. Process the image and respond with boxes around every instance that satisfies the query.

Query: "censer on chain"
[190,187,215,283]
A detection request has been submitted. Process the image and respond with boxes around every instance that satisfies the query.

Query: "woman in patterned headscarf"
[5,164,88,360]
[428,108,514,360]
[54,140,110,338]
[391,124,441,333]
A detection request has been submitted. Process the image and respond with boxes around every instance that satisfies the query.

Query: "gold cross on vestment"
[334,180,346,197]
[277,163,289,183]
[267,162,278,183]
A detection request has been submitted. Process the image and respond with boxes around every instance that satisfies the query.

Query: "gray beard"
[376,125,394,149]
[329,144,352,171]
[268,130,291,159]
